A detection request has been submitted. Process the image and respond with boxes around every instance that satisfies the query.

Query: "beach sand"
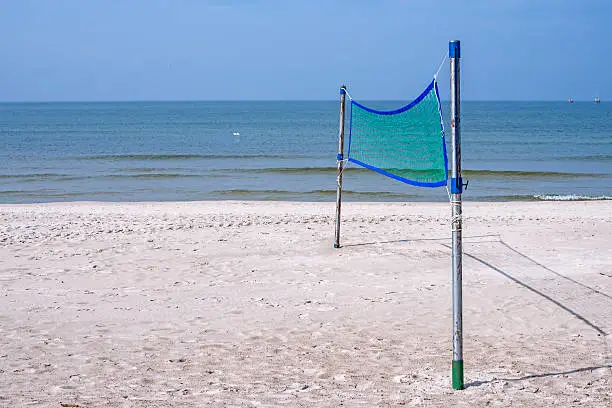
[0,201,610,407]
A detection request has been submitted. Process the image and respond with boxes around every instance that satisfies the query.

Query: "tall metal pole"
[449,40,464,390]
[334,86,347,248]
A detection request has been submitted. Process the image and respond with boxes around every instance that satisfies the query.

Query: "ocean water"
[1,101,611,203]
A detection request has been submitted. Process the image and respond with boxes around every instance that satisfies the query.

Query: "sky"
[1,0,610,101]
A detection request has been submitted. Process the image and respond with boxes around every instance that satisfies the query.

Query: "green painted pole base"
[452,360,464,390]
[334,243,340,248]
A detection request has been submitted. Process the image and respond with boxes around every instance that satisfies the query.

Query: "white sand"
[0,201,610,407]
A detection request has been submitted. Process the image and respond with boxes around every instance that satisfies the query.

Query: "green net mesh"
[347,80,448,187]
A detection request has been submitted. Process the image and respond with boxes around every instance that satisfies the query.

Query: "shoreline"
[2,197,612,206]
[1,192,611,205]
[1,200,610,406]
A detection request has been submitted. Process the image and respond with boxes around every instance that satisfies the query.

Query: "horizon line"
[0,99,606,104]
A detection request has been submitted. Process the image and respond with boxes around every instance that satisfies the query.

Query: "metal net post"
[334,86,347,248]
[449,39,464,391]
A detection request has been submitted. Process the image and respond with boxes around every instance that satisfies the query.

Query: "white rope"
[446,184,463,232]
[342,87,354,101]
[433,52,448,80]
[336,158,351,182]
[437,45,461,233]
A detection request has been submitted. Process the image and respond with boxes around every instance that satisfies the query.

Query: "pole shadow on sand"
[445,243,608,336]
[442,241,611,388]
[465,364,612,388]
[340,234,501,247]
[497,240,611,301]
[343,235,611,386]
[344,235,610,331]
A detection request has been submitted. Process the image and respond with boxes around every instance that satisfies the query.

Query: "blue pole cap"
[449,40,461,59]
[340,86,346,95]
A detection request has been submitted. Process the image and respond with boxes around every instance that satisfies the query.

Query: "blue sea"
[1,101,611,203]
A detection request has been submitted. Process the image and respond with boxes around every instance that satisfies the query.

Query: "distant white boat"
[568,98,574,103]
[595,97,600,103]
[233,132,240,136]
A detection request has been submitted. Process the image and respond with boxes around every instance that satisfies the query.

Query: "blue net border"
[348,157,448,188]
[351,80,434,115]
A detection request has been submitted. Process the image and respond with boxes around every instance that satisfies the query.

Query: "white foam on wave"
[534,194,612,201]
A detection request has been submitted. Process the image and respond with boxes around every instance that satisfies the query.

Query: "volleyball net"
[342,79,448,188]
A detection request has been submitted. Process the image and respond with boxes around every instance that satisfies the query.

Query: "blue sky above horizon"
[1,0,610,102]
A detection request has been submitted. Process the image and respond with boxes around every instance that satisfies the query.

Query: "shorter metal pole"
[334,85,347,248]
